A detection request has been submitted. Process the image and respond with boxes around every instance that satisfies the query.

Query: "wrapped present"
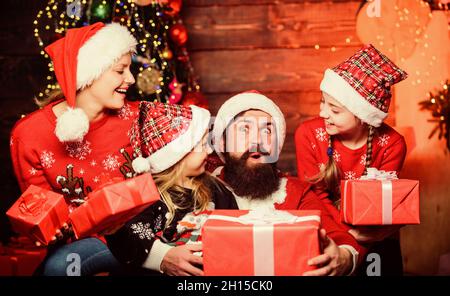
[341,168,420,225]
[0,244,47,276]
[6,185,70,245]
[202,209,321,276]
[69,173,160,239]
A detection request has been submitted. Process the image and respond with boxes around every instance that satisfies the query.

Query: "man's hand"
[349,225,403,244]
[303,229,352,276]
[160,244,204,276]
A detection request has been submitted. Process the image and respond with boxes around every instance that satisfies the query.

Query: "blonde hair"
[34,88,64,108]
[152,156,212,227]
[309,123,376,204]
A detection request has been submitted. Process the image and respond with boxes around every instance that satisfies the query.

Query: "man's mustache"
[240,146,270,160]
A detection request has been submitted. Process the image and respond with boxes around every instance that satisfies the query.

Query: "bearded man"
[211,91,367,276]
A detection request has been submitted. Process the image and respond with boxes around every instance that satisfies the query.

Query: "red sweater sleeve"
[378,136,407,175]
[10,133,52,192]
[295,122,330,201]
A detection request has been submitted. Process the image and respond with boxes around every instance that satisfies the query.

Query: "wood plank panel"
[191,46,361,93]
[185,0,361,6]
[184,1,361,50]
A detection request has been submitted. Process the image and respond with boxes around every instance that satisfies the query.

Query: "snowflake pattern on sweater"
[117,103,138,120]
[130,222,154,240]
[102,154,120,171]
[39,151,55,169]
[296,117,406,186]
[315,127,328,142]
[377,134,390,147]
[65,140,92,160]
[10,100,140,205]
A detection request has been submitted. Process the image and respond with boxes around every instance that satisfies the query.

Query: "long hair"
[152,157,212,227]
[34,88,64,108]
[308,123,376,202]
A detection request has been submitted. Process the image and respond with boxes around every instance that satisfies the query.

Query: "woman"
[10,22,139,275]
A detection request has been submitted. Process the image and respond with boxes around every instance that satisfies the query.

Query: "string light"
[419,80,450,151]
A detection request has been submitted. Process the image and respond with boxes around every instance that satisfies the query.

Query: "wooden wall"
[183,0,365,174]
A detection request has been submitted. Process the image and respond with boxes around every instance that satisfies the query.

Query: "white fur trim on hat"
[320,69,387,127]
[55,107,90,142]
[212,92,286,162]
[76,23,137,90]
[132,156,151,174]
[143,105,211,174]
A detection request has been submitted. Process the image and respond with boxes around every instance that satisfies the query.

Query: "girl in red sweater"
[295,44,408,275]
[10,22,138,275]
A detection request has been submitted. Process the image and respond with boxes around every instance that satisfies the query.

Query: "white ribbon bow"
[359,167,398,180]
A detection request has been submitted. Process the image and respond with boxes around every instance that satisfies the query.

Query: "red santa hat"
[45,22,137,142]
[320,44,408,127]
[130,101,211,174]
[212,91,286,162]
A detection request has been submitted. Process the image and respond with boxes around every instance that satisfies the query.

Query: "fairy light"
[32,0,202,104]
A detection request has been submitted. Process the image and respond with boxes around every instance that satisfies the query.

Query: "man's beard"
[223,149,280,200]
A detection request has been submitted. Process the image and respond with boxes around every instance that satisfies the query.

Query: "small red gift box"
[69,173,160,239]
[202,210,321,276]
[6,185,70,245]
[0,243,47,276]
[340,179,420,225]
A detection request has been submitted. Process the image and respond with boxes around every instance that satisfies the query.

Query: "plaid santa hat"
[320,44,408,127]
[45,22,137,142]
[130,101,211,174]
[212,91,286,162]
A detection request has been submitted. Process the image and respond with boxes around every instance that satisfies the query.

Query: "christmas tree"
[33,0,207,107]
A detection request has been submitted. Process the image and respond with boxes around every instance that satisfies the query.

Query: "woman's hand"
[303,229,352,276]
[348,225,403,244]
[35,223,73,246]
[160,244,204,276]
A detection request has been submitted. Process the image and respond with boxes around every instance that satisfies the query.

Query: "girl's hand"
[160,244,204,276]
[35,223,73,246]
[348,225,403,244]
[303,229,352,276]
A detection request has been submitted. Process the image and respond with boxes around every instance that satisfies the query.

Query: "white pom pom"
[55,108,90,142]
[132,156,151,173]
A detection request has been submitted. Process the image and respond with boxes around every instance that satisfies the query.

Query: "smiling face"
[319,92,364,137]
[81,53,135,110]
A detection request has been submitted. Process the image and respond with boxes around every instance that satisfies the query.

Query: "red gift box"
[202,210,321,276]
[340,179,420,225]
[0,245,47,276]
[6,185,70,245]
[69,173,160,239]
